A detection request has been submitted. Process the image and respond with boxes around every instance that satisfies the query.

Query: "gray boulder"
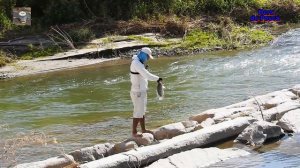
[235,121,284,146]
[145,147,250,168]
[189,110,215,123]
[69,143,114,163]
[112,140,138,154]
[130,133,154,146]
[153,122,187,140]
[80,117,256,168]
[200,118,215,128]
[277,109,300,133]
[15,155,76,168]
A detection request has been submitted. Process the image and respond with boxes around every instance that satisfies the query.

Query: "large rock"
[224,89,297,111]
[200,118,215,128]
[145,147,250,168]
[130,133,154,146]
[69,143,114,163]
[277,109,300,133]
[80,117,256,168]
[153,122,187,140]
[181,120,198,132]
[259,101,300,121]
[189,110,215,123]
[289,84,300,97]
[213,107,255,122]
[235,121,284,146]
[112,140,138,154]
[189,107,255,124]
[15,155,76,168]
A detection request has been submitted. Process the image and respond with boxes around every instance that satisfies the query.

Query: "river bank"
[0,22,293,80]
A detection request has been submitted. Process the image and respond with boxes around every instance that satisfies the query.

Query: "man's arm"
[135,62,159,81]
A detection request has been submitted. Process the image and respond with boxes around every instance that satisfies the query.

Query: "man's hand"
[157,77,163,83]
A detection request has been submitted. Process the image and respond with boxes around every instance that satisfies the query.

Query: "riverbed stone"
[181,120,198,132]
[181,120,198,128]
[193,124,203,131]
[235,121,284,146]
[15,154,76,168]
[213,107,255,121]
[189,109,215,123]
[277,109,300,133]
[80,117,256,168]
[112,140,138,154]
[200,118,215,128]
[145,147,250,168]
[289,84,300,98]
[130,133,154,146]
[153,122,187,140]
[69,143,114,163]
[259,101,300,121]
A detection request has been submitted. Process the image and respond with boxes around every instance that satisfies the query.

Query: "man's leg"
[132,118,142,137]
[140,116,146,132]
[141,115,153,134]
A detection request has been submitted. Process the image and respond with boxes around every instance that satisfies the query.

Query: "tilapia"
[157,81,165,100]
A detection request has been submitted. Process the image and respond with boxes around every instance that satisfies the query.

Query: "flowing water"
[0,28,300,167]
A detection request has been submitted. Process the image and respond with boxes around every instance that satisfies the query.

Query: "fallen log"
[80,117,256,168]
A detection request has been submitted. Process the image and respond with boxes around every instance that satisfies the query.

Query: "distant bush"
[0,50,14,67]
[0,10,13,37]
[20,46,61,60]
[270,0,300,23]
[1,0,297,28]
[68,27,96,43]
[182,29,225,49]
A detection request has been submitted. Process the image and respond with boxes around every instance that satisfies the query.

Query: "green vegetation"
[0,9,13,37]
[68,28,96,43]
[0,0,299,28]
[0,0,297,61]
[0,50,14,67]
[179,16,274,50]
[20,46,61,60]
[128,35,157,44]
[182,29,225,49]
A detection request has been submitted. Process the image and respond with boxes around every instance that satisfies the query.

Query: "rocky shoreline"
[15,84,300,168]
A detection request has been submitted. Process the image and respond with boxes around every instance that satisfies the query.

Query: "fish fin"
[158,97,163,100]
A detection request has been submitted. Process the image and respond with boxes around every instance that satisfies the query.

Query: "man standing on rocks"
[130,47,162,137]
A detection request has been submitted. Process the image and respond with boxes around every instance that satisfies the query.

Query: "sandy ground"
[0,57,120,78]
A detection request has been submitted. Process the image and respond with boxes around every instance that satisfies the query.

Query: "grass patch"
[178,17,273,50]
[20,45,61,60]
[0,51,14,67]
[128,35,156,44]
[181,29,225,49]
[229,26,274,48]
[68,27,96,43]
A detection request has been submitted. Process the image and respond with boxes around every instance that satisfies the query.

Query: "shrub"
[68,27,96,43]
[0,10,13,37]
[270,0,300,23]
[0,50,14,67]
[182,29,225,49]
[20,46,61,60]
[230,26,273,47]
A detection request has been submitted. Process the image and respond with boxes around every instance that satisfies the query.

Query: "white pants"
[130,91,147,118]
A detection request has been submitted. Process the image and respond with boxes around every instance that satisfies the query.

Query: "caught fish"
[157,81,165,100]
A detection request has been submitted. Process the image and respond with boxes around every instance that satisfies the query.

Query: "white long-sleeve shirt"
[130,55,159,92]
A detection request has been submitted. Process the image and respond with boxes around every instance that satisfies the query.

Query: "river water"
[0,28,300,167]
